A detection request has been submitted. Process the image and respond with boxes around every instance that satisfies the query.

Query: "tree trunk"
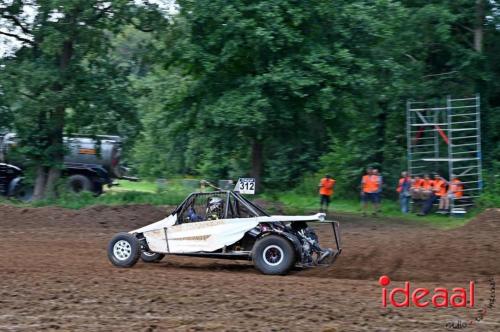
[474,0,484,53]
[41,40,73,198]
[44,167,61,199]
[375,107,387,165]
[43,105,65,198]
[250,140,263,191]
[33,166,47,200]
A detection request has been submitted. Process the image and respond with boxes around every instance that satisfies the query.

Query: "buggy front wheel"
[107,232,141,268]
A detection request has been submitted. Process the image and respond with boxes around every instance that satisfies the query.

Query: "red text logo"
[379,275,475,308]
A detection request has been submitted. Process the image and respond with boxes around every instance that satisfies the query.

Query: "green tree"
[135,0,414,190]
[0,0,166,199]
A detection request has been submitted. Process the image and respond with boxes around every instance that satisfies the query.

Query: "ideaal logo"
[379,275,475,308]
[378,275,496,329]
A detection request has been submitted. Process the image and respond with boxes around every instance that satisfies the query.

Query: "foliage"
[476,161,500,208]
[0,0,167,198]
[1,0,499,203]
[131,0,500,198]
[133,0,406,186]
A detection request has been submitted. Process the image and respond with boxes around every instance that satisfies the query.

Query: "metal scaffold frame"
[406,94,482,210]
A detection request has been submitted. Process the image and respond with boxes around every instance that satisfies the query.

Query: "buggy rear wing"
[319,220,342,262]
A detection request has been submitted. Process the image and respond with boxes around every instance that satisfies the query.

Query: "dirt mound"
[460,208,500,231]
[0,204,168,230]
[306,208,500,282]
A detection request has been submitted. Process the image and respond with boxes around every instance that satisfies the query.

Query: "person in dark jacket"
[396,171,412,213]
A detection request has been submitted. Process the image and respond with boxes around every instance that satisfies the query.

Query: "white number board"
[234,178,256,194]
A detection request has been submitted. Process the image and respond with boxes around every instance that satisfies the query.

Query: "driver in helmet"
[206,197,224,220]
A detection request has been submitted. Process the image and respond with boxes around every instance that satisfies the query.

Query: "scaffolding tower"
[406,94,482,210]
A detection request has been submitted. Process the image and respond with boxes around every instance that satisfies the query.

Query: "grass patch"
[1,179,194,209]
[110,180,159,193]
[27,191,186,209]
[12,179,220,209]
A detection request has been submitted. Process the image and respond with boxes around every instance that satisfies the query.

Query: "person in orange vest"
[318,174,336,212]
[450,176,464,198]
[432,174,448,213]
[440,175,464,211]
[361,167,382,216]
[409,175,426,213]
[418,173,437,216]
[396,171,412,213]
[410,175,424,200]
[372,168,383,210]
[361,167,372,215]
[421,174,434,191]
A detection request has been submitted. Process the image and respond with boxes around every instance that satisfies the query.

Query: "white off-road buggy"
[107,180,341,275]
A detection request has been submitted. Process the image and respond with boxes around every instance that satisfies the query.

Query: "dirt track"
[1,204,499,331]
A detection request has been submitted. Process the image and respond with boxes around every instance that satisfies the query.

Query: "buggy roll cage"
[172,190,270,221]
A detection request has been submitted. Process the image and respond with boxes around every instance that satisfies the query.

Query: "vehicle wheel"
[92,182,103,196]
[13,183,34,202]
[141,251,165,263]
[67,174,93,193]
[107,232,141,268]
[252,235,296,275]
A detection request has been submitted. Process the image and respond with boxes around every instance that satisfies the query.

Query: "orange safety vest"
[421,179,434,190]
[362,175,380,193]
[319,178,336,196]
[411,178,424,189]
[450,178,464,198]
[433,179,447,197]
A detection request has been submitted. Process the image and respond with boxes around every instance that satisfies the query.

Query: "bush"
[475,161,500,208]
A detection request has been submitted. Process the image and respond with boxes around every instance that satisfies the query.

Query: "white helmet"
[207,197,224,218]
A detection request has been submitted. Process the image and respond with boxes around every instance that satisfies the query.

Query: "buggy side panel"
[145,217,261,254]
[138,213,326,254]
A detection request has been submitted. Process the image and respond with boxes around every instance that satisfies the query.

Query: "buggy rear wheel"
[107,232,140,268]
[141,251,165,263]
[252,235,296,275]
